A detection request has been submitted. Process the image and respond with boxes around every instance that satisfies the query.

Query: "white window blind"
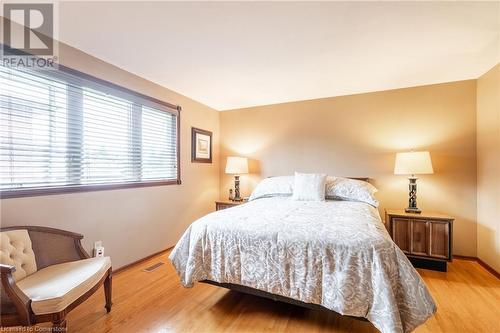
[0,64,180,197]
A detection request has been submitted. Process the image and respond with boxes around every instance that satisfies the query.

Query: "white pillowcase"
[325,176,379,207]
[248,176,294,201]
[248,174,379,207]
[292,172,327,201]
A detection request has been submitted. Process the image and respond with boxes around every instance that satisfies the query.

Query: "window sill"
[0,179,182,199]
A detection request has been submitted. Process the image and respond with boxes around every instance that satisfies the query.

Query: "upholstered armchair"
[0,226,112,330]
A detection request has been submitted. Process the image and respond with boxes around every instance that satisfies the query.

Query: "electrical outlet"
[93,241,104,257]
[94,247,104,257]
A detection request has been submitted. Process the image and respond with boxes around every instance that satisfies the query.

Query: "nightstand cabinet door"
[215,201,243,211]
[410,220,429,256]
[429,221,450,259]
[392,218,411,253]
[216,203,233,211]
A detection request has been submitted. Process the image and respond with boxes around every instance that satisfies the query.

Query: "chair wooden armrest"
[1,226,90,270]
[0,263,15,274]
[0,264,32,326]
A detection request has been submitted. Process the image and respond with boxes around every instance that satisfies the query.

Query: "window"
[0,64,180,198]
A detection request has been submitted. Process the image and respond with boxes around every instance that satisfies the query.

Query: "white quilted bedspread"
[169,197,436,333]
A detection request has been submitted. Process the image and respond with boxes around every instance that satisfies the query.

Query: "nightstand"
[385,209,453,272]
[215,200,245,211]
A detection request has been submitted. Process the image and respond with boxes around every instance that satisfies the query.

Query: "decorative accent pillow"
[249,176,294,201]
[292,172,327,201]
[325,176,379,207]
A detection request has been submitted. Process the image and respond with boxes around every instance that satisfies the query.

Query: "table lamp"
[394,151,434,213]
[225,156,248,201]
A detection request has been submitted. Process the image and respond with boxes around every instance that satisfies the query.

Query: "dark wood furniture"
[215,200,245,211]
[385,210,453,272]
[0,226,112,330]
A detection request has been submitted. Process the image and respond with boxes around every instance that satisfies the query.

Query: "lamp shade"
[394,151,434,175]
[225,156,248,174]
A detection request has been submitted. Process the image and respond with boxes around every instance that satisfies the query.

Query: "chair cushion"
[17,257,111,315]
[0,230,37,281]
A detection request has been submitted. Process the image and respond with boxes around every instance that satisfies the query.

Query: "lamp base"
[405,207,422,214]
[233,175,242,201]
[405,176,421,214]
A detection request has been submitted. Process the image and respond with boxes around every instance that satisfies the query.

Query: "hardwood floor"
[54,251,500,332]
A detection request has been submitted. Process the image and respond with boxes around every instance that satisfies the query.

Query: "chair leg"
[104,270,112,313]
[52,316,67,332]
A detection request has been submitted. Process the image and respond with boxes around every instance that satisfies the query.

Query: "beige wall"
[476,64,500,272]
[0,42,221,269]
[220,80,477,256]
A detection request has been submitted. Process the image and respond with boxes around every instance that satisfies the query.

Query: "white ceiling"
[58,1,500,111]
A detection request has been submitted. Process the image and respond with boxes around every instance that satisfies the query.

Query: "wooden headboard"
[349,177,370,182]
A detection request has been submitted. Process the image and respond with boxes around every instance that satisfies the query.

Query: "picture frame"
[191,127,212,163]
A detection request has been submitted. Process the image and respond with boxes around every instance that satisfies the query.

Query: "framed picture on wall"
[191,127,212,163]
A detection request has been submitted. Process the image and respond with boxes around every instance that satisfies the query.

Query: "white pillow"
[325,176,379,207]
[292,172,327,201]
[249,176,294,201]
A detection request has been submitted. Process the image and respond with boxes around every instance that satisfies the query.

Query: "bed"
[169,177,436,333]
